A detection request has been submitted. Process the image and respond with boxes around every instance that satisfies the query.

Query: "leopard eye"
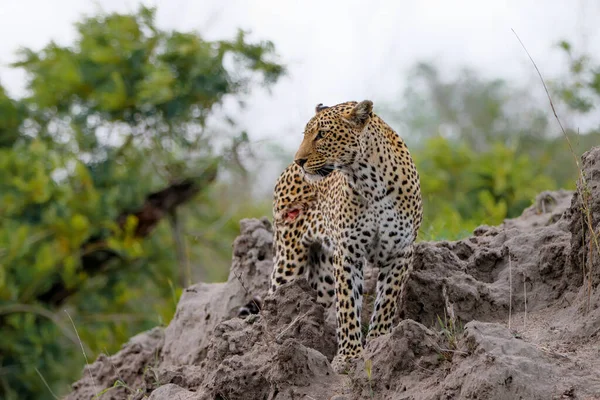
[314,130,326,140]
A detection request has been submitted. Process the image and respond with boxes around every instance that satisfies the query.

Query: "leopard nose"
[295,158,307,168]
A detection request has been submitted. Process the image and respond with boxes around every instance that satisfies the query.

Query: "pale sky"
[1,0,599,153]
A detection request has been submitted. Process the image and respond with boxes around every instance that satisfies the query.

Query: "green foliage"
[552,41,596,113]
[0,86,25,148]
[0,5,283,399]
[389,62,549,150]
[415,136,555,240]
[2,8,599,399]
[387,61,598,241]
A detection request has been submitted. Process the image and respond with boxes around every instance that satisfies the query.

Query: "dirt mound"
[67,147,600,400]
[65,327,165,400]
[400,188,575,329]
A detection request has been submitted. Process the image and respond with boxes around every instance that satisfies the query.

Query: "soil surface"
[67,147,600,400]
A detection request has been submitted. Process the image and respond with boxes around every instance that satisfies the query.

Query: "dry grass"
[436,312,464,361]
[512,29,600,311]
[34,368,59,400]
[508,252,513,330]
[65,310,98,395]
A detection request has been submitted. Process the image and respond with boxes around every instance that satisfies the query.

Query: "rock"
[439,321,600,399]
[350,320,444,398]
[400,188,574,328]
[147,384,200,400]
[66,327,164,400]
[260,278,337,361]
[161,218,274,366]
[197,278,343,400]
[66,148,600,400]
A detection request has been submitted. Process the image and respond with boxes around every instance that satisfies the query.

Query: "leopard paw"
[237,295,262,318]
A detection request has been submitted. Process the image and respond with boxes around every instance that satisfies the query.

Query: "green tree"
[381,60,600,240]
[551,40,600,139]
[387,62,549,150]
[0,6,284,399]
[0,85,25,147]
[416,136,555,240]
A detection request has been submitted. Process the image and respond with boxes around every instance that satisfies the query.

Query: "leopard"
[242,100,422,373]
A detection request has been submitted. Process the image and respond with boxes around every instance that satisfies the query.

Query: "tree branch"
[36,166,218,306]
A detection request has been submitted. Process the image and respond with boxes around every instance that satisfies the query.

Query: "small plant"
[436,312,463,361]
[361,322,370,339]
[364,358,375,398]
[93,380,140,399]
[143,365,162,391]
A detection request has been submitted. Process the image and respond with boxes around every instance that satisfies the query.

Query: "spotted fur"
[267,100,423,372]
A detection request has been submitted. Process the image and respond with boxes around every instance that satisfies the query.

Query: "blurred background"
[1,1,599,398]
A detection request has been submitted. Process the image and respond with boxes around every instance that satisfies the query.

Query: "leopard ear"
[315,103,329,113]
[347,100,373,128]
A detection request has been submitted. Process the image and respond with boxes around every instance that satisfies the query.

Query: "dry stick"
[442,284,457,329]
[586,195,600,256]
[65,310,98,396]
[435,346,468,356]
[542,199,546,214]
[413,361,436,374]
[523,275,528,331]
[169,210,191,288]
[510,29,582,173]
[233,271,263,318]
[581,217,588,288]
[508,252,513,331]
[275,311,312,342]
[588,230,594,311]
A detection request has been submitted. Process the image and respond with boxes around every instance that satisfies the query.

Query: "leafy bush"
[415,137,555,240]
[384,60,599,240]
[0,6,283,399]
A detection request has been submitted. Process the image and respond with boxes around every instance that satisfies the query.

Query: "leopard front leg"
[367,244,413,339]
[268,223,311,295]
[307,247,336,309]
[331,247,365,373]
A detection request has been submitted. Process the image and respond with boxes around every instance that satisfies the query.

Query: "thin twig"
[413,362,436,374]
[523,275,528,331]
[65,310,98,396]
[168,210,191,288]
[442,284,456,327]
[542,200,546,214]
[233,271,263,318]
[511,29,583,176]
[275,311,312,341]
[508,252,513,330]
[512,28,600,308]
[34,368,59,400]
[435,347,468,356]
[587,225,594,311]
